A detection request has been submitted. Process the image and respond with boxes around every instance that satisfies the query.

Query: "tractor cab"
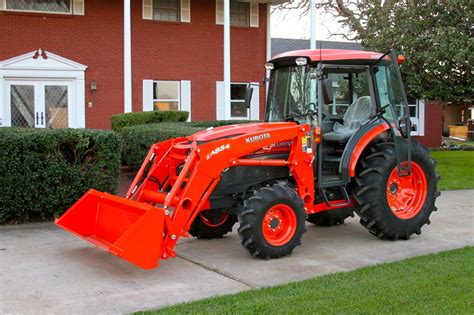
[265,49,412,190]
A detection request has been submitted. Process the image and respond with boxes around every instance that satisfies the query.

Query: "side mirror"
[399,116,411,137]
[244,86,254,109]
[322,78,333,105]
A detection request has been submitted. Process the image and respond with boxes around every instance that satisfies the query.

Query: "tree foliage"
[278,0,473,102]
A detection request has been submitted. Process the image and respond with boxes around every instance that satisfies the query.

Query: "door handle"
[41,112,44,126]
[36,113,39,125]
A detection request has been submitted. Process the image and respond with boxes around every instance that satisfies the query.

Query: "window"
[230,84,248,118]
[216,81,259,120]
[327,71,371,119]
[153,0,179,22]
[5,0,72,13]
[216,0,258,27]
[230,2,249,27]
[153,81,180,111]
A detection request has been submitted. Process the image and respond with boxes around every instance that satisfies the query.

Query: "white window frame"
[216,81,259,121]
[143,0,190,22]
[153,80,181,111]
[216,0,259,28]
[2,0,76,15]
[143,79,192,121]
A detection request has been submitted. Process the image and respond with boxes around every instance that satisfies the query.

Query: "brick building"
[0,0,282,129]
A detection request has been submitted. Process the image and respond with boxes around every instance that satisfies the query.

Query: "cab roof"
[270,49,386,65]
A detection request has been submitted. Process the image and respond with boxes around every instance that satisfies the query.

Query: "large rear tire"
[237,184,307,259]
[189,209,237,239]
[353,141,440,240]
[307,207,354,226]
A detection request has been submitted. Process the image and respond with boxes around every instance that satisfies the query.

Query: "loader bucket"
[55,189,165,269]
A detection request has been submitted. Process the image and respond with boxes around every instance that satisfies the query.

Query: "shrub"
[0,128,121,224]
[121,123,202,169]
[111,110,189,132]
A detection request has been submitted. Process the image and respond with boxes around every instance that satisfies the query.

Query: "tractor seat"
[324,96,375,143]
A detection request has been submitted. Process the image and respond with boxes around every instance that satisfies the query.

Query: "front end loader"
[57,49,440,269]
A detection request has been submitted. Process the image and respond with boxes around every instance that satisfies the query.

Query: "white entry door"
[4,80,73,128]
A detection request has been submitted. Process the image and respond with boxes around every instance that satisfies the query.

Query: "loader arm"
[130,122,315,260]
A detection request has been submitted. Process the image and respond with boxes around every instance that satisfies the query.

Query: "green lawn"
[139,247,473,314]
[430,151,474,190]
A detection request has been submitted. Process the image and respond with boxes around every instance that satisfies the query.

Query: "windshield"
[374,55,408,122]
[266,66,317,122]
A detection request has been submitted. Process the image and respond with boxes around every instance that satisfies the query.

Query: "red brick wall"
[0,0,124,129]
[131,0,267,121]
[413,101,443,148]
[0,0,268,128]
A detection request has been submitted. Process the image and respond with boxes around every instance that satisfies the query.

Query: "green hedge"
[111,110,189,132]
[121,123,201,169]
[121,120,260,169]
[0,128,121,224]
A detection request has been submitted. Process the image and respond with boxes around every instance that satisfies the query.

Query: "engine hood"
[189,122,297,143]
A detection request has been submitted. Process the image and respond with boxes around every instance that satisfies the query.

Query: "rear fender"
[340,120,390,179]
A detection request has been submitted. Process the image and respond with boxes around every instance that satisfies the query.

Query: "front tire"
[354,141,440,240]
[237,184,307,259]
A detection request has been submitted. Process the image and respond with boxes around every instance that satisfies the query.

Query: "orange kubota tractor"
[56,49,440,269]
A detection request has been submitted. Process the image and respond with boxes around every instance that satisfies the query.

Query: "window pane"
[154,81,180,100]
[231,84,247,100]
[7,0,71,13]
[10,85,35,128]
[230,2,249,27]
[231,102,247,118]
[153,0,180,21]
[45,85,68,128]
[154,101,179,111]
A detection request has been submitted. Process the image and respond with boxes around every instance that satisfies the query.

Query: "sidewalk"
[0,190,473,314]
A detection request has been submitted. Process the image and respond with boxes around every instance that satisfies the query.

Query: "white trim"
[143,0,153,20]
[181,80,191,121]
[216,81,225,120]
[250,82,260,120]
[73,0,85,16]
[124,0,132,113]
[180,0,191,23]
[249,3,259,28]
[216,0,224,25]
[0,0,5,10]
[142,80,154,111]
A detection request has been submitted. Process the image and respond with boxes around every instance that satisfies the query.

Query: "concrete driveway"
[1,190,473,314]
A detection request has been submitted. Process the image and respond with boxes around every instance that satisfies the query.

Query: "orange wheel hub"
[200,211,229,228]
[262,204,297,246]
[386,162,427,219]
